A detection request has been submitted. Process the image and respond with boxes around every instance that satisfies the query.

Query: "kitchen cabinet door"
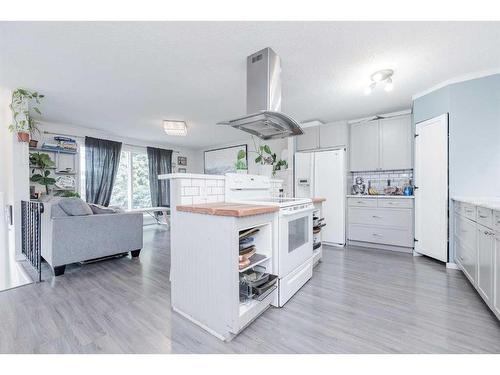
[477,226,494,304]
[319,121,348,149]
[349,120,379,171]
[296,126,319,151]
[493,233,500,318]
[379,115,412,170]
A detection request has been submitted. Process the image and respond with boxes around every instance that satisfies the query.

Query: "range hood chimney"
[218,47,303,140]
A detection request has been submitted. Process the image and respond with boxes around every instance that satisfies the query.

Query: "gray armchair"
[41,198,143,276]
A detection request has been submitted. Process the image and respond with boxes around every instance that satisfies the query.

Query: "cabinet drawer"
[454,237,476,285]
[494,210,500,232]
[349,207,411,228]
[348,198,378,208]
[462,203,476,221]
[454,214,477,251]
[477,206,493,229]
[349,224,413,247]
[377,199,413,209]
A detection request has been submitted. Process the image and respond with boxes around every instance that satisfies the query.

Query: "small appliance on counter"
[351,176,366,195]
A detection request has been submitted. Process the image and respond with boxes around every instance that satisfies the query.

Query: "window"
[109,150,151,209]
[80,145,153,209]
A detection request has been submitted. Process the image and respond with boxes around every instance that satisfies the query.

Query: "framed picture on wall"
[204,144,247,175]
[178,156,187,166]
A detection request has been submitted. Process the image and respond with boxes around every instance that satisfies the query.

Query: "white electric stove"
[225,174,314,307]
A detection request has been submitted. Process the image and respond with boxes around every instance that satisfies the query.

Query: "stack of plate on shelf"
[238,227,259,269]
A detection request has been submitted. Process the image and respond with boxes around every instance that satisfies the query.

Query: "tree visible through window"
[132,152,151,209]
[109,150,151,209]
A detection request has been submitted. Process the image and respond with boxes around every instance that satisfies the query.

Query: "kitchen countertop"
[312,197,326,203]
[346,195,414,199]
[452,196,500,211]
[176,202,279,217]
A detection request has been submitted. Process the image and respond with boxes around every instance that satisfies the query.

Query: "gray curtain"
[85,137,122,206]
[147,147,172,208]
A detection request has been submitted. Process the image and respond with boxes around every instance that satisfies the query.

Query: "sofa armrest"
[46,212,143,267]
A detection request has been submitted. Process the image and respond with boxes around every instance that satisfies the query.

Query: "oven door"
[278,205,314,277]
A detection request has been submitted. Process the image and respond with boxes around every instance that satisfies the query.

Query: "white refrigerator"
[294,149,346,246]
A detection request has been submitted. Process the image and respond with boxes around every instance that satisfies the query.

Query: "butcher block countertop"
[176,202,279,217]
[312,197,326,203]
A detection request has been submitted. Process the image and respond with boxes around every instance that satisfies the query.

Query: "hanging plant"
[8,88,44,142]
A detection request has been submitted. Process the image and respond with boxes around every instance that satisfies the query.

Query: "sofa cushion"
[58,198,93,216]
[88,203,120,215]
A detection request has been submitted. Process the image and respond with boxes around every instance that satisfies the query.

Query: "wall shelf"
[29,147,77,155]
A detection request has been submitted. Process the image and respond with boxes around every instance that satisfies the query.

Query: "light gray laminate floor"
[0,226,499,354]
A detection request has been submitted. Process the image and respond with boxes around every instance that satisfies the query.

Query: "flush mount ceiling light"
[163,120,187,136]
[364,69,394,95]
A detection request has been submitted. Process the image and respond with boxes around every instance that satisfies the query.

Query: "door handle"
[372,233,383,237]
[372,215,382,218]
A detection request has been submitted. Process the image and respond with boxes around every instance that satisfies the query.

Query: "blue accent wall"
[413,74,500,262]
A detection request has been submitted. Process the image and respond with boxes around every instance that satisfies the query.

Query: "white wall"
[37,121,202,174]
[0,87,29,258]
[199,137,288,175]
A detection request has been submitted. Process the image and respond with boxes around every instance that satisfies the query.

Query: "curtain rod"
[43,130,181,153]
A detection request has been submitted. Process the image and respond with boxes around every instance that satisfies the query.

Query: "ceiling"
[1,22,499,149]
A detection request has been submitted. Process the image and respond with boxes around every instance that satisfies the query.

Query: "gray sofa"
[41,197,143,276]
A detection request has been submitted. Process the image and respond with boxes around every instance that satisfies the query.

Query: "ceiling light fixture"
[384,77,394,92]
[163,120,187,136]
[364,69,394,94]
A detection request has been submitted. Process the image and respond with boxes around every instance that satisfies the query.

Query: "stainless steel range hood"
[217,48,303,140]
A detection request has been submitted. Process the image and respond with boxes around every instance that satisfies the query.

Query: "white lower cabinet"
[453,199,499,321]
[494,234,500,318]
[477,225,494,304]
[347,197,414,251]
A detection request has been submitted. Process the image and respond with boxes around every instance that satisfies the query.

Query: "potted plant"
[254,144,274,178]
[273,158,288,177]
[234,149,248,174]
[29,152,56,195]
[8,88,44,143]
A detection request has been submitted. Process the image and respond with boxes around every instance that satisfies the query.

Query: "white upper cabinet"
[349,119,380,172]
[319,121,348,149]
[379,115,412,170]
[296,126,320,151]
[349,115,412,172]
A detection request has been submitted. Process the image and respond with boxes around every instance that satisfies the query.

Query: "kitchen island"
[171,201,279,340]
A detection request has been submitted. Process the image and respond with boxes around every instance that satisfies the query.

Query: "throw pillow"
[88,203,118,215]
[58,198,93,216]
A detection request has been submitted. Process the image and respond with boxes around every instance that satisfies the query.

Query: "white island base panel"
[170,209,278,341]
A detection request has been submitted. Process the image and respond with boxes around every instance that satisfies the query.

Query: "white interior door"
[314,149,346,245]
[415,114,448,262]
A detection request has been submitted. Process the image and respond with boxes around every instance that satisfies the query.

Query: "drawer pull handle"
[465,210,473,213]
[372,233,383,237]
[372,215,382,218]
[357,201,365,204]
[478,215,488,219]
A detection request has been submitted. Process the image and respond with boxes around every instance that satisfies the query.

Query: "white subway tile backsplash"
[193,196,208,204]
[191,179,206,187]
[206,195,218,203]
[217,180,225,187]
[180,179,192,187]
[183,187,200,196]
[206,179,217,187]
[180,197,193,205]
[217,195,225,202]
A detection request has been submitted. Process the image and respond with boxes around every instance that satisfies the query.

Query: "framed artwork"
[178,156,187,166]
[204,144,247,175]
[178,168,187,173]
